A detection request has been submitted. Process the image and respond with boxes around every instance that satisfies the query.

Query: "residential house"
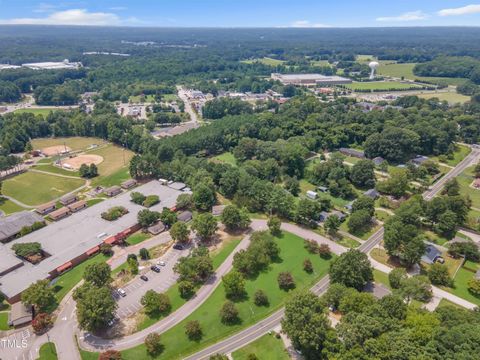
[178,211,193,222]
[364,189,380,199]
[339,148,365,159]
[421,244,443,265]
[306,190,318,200]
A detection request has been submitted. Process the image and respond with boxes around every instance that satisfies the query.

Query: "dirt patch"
[59,154,103,170]
[41,145,71,156]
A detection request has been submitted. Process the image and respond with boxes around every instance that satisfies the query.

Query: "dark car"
[173,244,184,250]
[140,275,149,281]
[150,265,161,273]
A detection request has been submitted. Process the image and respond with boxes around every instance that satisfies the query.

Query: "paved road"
[186,148,480,360]
[177,87,199,124]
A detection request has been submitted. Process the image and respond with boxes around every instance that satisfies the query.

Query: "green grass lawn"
[211,152,237,167]
[435,144,471,167]
[2,171,85,206]
[0,312,10,330]
[129,94,156,103]
[118,231,334,359]
[375,209,391,223]
[437,298,465,310]
[242,57,285,66]
[13,108,59,116]
[299,179,351,208]
[377,63,469,86]
[38,343,58,360]
[125,232,152,246]
[336,234,361,248]
[162,94,179,102]
[0,196,25,214]
[52,254,110,303]
[417,92,471,104]
[33,163,80,177]
[424,230,449,246]
[373,269,391,289]
[445,264,480,307]
[457,166,480,208]
[346,81,423,91]
[340,220,381,241]
[86,198,105,207]
[87,144,134,178]
[465,208,480,231]
[91,167,132,187]
[232,334,289,360]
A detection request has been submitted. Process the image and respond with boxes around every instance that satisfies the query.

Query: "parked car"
[151,265,161,273]
[140,275,149,281]
[173,244,184,250]
[107,317,119,327]
[117,288,126,297]
[157,261,166,266]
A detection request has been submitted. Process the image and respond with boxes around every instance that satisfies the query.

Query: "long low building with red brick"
[0,180,189,303]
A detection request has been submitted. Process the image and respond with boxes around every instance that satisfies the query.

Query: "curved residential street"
[5,146,480,360]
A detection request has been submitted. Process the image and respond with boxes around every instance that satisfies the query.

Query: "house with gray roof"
[364,189,380,199]
[421,244,443,265]
[339,148,365,159]
[0,211,45,243]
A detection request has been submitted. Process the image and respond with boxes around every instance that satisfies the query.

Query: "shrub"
[185,320,202,341]
[19,221,46,237]
[139,248,150,260]
[100,243,113,256]
[303,258,313,273]
[178,280,195,299]
[101,206,128,221]
[278,272,295,290]
[468,278,480,297]
[448,242,480,262]
[428,263,452,286]
[98,350,122,360]
[318,244,331,259]
[267,216,281,236]
[389,268,407,289]
[304,239,319,254]
[220,300,239,324]
[130,192,146,205]
[12,242,42,258]
[144,333,163,356]
[143,195,160,208]
[32,313,52,334]
[253,289,269,306]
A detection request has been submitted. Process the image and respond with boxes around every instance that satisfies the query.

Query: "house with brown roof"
[60,194,78,206]
[49,207,71,221]
[35,201,56,215]
[104,185,122,197]
[68,200,87,213]
[121,179,137,189]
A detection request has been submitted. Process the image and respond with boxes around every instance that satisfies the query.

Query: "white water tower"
[369,61,379,80]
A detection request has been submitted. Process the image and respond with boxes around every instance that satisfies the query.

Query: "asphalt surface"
[185,148,480,360]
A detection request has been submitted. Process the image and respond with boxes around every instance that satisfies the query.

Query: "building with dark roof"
[421,244,443,265]
[364,189,380,199]
[104,185,122,197]
[121,179,137,189]
[339,148,365,159]
[148,222,166,235]
[178,211,193,222]
[35,201,56,215]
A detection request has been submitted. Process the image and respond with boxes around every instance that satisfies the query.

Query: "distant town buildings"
[271,73,352,87]
[21,59,82,70]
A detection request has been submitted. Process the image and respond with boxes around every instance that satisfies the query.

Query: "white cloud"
[290,20,331,28]
[33,3,57,13]
[438,4,480,16]
[0,8,121,26]
[376,10,428,22]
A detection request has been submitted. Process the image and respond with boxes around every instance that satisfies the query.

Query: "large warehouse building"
[21,59,82,70]
[0,181,187,303]
[271,73,352,87]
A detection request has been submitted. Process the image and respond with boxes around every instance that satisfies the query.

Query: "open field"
[232,334,289,360]
[41,145,72,156]
[457,166,480,208]
[33,163,81,177]
[373,269,391,289]
[0,196,25,214]
[38,343,58,360]
[346,81,423,91]
[32,137,104,152]
[13,108,59,116]
[242,57,285,66]
[119,231,334,359]
[87,144,134,177]
[129,94,156,103]
[311,60,332,67]
[2,171,85,206]
[446,263,480,307]
[417,92,471,104]
[211,151,237,167]
[125,232,151,246]
[91,167,132,187]
[377,62,469,86]
[431,144,471,167]
[162,94,179,102]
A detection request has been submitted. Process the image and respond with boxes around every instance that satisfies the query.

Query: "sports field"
[2,171,85,206]
[86,144,134,177]
[377,63,469,86]
[32,137,104,152]
[346,81,422,91]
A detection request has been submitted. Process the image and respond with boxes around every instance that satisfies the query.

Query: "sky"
[0,1,479,27]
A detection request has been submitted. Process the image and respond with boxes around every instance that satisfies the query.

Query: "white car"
[157,261,166,266]
[117,288,126,297]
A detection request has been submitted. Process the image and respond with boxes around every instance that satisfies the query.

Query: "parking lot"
[0,328,33,360]
[113,245,189,319]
